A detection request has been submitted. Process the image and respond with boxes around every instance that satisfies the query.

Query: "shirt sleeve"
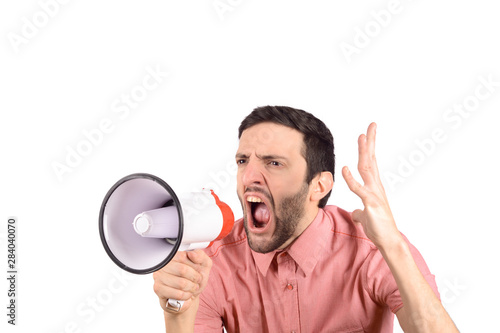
[362,234,440,314]
[194,268,225,333]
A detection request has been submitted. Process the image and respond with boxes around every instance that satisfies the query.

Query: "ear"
[309,171,334,203]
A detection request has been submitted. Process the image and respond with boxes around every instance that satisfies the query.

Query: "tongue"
[253,203,270,227]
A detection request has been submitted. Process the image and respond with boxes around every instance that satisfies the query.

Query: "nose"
[240,159,265,188]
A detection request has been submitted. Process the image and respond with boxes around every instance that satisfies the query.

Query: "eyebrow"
[235,153,289,162]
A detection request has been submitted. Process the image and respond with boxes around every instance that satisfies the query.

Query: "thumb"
[351,209,365,224]
[187,249,211,267]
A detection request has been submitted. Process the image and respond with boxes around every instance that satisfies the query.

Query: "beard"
[243,182,309,253]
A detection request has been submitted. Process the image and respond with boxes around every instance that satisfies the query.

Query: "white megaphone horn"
[98,173,234,311]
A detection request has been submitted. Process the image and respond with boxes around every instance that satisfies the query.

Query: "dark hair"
[238,106,335,208]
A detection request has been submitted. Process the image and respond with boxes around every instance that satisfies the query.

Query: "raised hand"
[342,123,459,332]
[341,122,401,250]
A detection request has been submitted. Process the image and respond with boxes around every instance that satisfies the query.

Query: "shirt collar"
[251,208,331,277]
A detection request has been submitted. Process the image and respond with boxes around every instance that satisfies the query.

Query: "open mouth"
[247,195,271,230]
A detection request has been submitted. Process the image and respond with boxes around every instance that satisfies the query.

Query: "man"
[153,106,458,332]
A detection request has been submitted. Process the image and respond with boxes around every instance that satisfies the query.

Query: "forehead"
[237,122,304,155]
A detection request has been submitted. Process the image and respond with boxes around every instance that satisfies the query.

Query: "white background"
[1,0,499,332]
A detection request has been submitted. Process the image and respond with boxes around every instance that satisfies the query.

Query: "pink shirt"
[196,206,439,332]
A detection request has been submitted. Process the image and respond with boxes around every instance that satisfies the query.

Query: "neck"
[278,205,320,250]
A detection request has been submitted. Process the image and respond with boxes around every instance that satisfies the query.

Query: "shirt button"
[286,283,293,290]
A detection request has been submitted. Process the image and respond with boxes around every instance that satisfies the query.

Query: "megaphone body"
[99,173,234,311]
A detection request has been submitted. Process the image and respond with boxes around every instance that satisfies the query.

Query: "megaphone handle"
[166,299,184,312]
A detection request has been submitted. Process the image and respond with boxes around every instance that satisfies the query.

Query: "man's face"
[236,122,318,253]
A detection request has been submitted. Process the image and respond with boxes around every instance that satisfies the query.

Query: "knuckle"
[192,272,202,283]
[178,264,190,277]
[358,164,371,172]
[174,251,187,262]
[178,278,191,291]
[153,282,162,295]
[175,289,188,300]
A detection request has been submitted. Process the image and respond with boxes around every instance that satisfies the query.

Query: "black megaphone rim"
[98,173,184,274]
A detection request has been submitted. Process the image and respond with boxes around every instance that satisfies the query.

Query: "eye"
[236,159,247,165]
[268,161,282,167]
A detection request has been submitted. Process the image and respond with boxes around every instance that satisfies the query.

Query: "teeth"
[246,196,263,203]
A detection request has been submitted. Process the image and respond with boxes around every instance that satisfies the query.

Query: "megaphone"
[98,173,234,311]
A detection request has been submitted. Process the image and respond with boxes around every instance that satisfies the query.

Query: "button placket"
[276,252,300,333]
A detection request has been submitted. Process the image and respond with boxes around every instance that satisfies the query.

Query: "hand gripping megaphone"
[98,173,234,311]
